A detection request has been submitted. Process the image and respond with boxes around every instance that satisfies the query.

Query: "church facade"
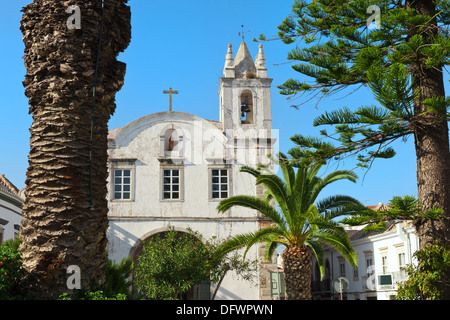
[106,41,279,300]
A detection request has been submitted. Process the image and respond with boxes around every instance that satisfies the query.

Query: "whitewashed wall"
[106,112,264,300]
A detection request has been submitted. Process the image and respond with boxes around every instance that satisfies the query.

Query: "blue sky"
[0,0,425,206]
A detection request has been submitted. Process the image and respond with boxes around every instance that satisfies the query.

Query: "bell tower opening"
[240,91,253,124]
[219,41,272,131]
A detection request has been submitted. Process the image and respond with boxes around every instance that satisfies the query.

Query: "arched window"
[240,91,253,124]
[160,127,184,158]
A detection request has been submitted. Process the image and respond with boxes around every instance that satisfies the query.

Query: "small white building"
[312,218,419,300]
[106,41,279,300]
[0,175,23,244]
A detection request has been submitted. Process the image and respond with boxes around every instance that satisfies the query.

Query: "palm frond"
[239,165,261,178]
[256,174,291,218]
[217,195,288,232]
[315,195,366,220]
[309,170,358,204]
[280,163,296,194]
[217,162,361,272]
[241,226,287,259]
[264,241,281,262]
[214,233,255,258]
[307,239,325,279]
[315,230,358,268]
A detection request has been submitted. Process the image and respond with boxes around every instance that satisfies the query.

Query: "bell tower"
[219,41,272,133]
[219,42,278,300]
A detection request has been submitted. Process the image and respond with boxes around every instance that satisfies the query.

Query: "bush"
[104,255,133,298]
[0,238,24,299]
[397,241,450,300]
[59,291,127,300]
[135,228,211,300]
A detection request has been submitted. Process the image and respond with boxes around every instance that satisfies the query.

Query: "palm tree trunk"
[282,245,312,300]
[19,0,131,298]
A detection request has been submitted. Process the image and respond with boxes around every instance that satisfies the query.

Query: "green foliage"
[397,242,450,300]
[134,228,212,300]
[341,195,444,232]
[58,291,127,300]
[217,161,367,279]
[0,236,133,300]
[0,238,24,299]
[265,0,450,168]
[104,255,133,298]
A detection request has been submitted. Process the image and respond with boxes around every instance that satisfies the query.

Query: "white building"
[0,175,23,244]
[106,41,279,300]
[312,217,419,300]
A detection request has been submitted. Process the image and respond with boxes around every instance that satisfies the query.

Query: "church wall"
[106,113,264,300]
[108,116,260,220]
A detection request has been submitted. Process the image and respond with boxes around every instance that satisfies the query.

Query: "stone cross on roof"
[163,87,178,112]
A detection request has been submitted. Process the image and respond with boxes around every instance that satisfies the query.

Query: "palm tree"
[217,162,364,300]
[19,0,131,298]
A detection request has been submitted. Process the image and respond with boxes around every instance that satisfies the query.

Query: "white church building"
[105,41,279,300]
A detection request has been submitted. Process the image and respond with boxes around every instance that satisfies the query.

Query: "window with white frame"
[111,160,135,201]
[398,252,406,270]
[365,255,374,277]
[210,168,229,200]
[380,248,389,274]
[395,243,406,273]
[381,255,389,274]
[113,169,132,200]
[162,167,182,200]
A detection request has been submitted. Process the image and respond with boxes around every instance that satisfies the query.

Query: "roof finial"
[255,43,267,78]
[238,25,250,41]
[255,43,266,68]
[223,43,235,77]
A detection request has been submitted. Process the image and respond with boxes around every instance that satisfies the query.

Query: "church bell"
[240,96,251,117]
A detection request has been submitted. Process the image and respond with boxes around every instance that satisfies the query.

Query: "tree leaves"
[135,228,211,300]
[340,195,444,233]
[217,162,364,277]
[272,0,450,170]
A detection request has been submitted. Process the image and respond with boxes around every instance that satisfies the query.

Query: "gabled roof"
[346,220,397,241]
[0,174,19,196]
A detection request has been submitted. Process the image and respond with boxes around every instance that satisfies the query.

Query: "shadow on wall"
[106,222,140,262]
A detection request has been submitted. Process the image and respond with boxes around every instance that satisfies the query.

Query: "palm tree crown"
[217,161,364,279]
